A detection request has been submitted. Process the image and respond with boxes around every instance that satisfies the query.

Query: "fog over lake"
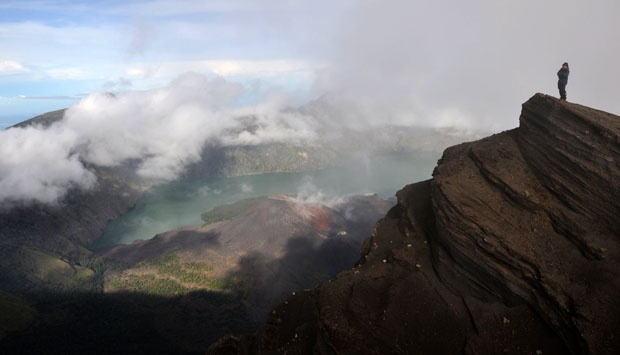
[93,151,438,248]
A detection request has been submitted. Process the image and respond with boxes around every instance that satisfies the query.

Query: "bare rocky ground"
[208,94,620,355]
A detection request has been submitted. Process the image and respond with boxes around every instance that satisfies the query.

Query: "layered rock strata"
[209,94,620,354]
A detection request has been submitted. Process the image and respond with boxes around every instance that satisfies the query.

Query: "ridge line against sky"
[1,0,619,129]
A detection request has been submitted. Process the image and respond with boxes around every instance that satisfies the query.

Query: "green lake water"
[92,151,439,248]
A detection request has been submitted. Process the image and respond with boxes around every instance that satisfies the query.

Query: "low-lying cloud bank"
[0,123,96,204]
[4,1,619,207]
[0,72,322,205]
[62,73,313,180]
[0,67,484,206]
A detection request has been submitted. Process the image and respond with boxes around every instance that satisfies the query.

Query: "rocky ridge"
[208,94,620,354]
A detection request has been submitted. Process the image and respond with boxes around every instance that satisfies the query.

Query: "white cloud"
[0,72,322,204]
[4,0,620,130]
[120,60,314,79]
[124,65,154,78]
[104,0,256,18]
[63,73,238,179]
[0,60,27,75]
[46,67,89,80]
[310,0,620,130]
[0,21,122,85]
[0,124,95,205]
[2,0,620,205]
[63,72,317,178]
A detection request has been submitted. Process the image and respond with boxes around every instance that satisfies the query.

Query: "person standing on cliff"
[557,62,569,100]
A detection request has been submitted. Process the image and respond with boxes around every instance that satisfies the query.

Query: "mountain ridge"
[208,93,620,354]
[98,195,392,322]
[0,107,454,294]
[1,103,462,352]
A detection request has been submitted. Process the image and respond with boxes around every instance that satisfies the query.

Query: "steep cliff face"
[209,94,620,354]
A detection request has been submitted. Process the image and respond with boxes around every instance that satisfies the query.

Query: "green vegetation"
[0,247,101,293]
[219,144,336,177]
[106,253,235,297]
[109,274,188,296]
[201,196,263,225]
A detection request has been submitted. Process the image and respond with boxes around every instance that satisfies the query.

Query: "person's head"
[562,62,569,69]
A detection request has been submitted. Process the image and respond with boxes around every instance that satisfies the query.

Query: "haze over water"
[93,151,438,248]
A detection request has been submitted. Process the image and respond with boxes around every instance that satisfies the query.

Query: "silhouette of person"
[557,62,569,100]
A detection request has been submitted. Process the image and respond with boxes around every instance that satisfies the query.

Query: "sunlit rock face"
[209,94,620,355]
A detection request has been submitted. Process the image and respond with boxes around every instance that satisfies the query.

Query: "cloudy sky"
[1,0,618,128]
[0,0,328,124]
[0,0,619,204]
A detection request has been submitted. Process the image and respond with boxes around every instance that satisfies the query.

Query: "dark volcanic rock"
[208,94,620,355]
[9,108,66,129]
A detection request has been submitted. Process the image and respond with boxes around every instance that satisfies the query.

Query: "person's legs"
[558,83,567,100]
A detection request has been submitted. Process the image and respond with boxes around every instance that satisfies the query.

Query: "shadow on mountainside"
[0,229,373,354]
[225,233,365,321]
[97,195,390,323]
[0,289,257,354]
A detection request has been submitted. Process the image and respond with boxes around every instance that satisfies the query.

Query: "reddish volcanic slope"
[99,194,392,320]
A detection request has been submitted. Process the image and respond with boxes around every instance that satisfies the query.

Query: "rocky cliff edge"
[208,93,620,355]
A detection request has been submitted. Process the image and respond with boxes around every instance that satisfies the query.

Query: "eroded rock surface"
[209,94,620,354]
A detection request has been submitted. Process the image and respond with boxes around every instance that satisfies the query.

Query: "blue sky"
[0,0,330,126]
[1,0,620,129]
